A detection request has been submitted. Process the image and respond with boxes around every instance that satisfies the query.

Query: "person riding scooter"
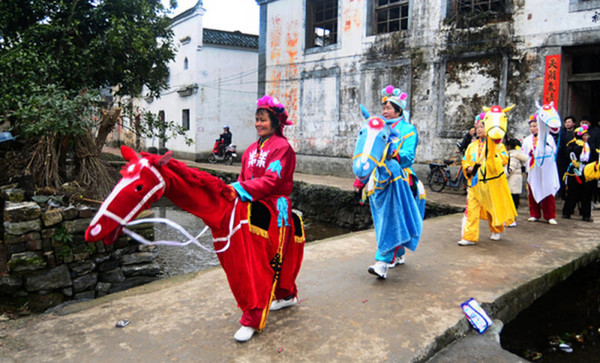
[216,126,232,156]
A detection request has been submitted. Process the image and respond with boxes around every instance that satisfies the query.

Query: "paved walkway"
[1,151,599,362]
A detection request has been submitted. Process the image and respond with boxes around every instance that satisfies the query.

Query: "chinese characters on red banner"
[543,55,561,106]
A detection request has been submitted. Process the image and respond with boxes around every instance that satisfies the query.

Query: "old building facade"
[141,1,259,160]
[256,0,600,176]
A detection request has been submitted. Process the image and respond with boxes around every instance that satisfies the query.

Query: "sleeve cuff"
[231,182,253,202]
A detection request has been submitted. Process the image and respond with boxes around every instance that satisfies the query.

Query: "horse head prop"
[85,146,173,245]
[352,105,393,182]
[534,100,561,135]
[482,104,515,143]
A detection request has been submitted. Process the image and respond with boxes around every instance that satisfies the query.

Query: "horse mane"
[140,152,229,193]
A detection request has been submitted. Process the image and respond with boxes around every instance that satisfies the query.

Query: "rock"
[72,243,91,262]
[6,243,26,255]
[74,290,95,300]
[62,218,92,234]
[69,260,97,277]
[0,275,23,294]
[121,251,159,265]
[77,206,97,218]
[95,282,111,297]
[44,251,56,268]
[61,206,78,220]
[4,202,42,222]
[5,188,25,202]
[25,238,43,251]
[42,209,63,227]
[4,231,41,245]
[108,276,158,294]
[138,244,157,253]
[62,287,73,297]
[99,267,125,283]
[24,265,72,292]
[4,219,41,236]
[8,251,46,272]
[93,254,110,265]
[72,273,98,293]
[41,228,56,240]
[97,259,119,272]
[121,262,162,277]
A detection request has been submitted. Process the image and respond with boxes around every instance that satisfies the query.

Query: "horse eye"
[382,135,387,139]
[135,185,143,192]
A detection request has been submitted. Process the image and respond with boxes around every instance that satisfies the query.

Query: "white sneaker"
[368,261,388,279]
[234,325,256,342]
[270,296,298,311]
[458,239,476,246]
[548,218,558,225]
[507,221,517,228]
[490,233,501,241]
[388,255,405,269]
[527,217,537,222]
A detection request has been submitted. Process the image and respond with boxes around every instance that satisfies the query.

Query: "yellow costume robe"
[462,138,517,242]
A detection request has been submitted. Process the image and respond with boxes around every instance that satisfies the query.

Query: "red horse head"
[85,145,172,245]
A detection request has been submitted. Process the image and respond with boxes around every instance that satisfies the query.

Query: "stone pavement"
[1,151,599,362]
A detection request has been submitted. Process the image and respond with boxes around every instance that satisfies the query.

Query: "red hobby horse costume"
[85,145,305,335]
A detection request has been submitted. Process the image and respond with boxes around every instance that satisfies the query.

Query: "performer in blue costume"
[352,85,426,279]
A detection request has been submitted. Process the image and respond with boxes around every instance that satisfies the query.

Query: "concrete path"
[1,152,599,362]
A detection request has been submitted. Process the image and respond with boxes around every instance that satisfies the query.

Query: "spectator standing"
[505,138,528,226]
[556,116,577,199]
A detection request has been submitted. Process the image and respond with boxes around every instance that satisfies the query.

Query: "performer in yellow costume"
[459,105,518,246]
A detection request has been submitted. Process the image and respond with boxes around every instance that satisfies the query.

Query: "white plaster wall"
[142,8,258,157]
[513,1,600,48]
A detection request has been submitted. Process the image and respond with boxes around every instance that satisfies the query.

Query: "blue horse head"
[352,105,393,182]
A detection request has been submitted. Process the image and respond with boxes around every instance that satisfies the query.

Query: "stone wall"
[1,186,161,313]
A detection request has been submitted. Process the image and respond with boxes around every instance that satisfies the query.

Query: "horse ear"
[359,104,370,120]
[535,100,541,109]
[503,104,515,113]
[121,145,139,162]
[549,100,555,108]
[158,151,173,166]
[482,106,490,112]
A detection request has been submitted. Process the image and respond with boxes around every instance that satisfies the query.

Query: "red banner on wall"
[542,54,561,106]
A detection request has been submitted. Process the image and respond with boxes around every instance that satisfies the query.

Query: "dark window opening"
[452,0,505,14]
[182,109,190,130]
[307,0,338,49]
[375,0,409,34]
[184,57,189,70]
[572,53,600,75]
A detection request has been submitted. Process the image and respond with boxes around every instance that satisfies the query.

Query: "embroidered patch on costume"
[249,149,270,168]
[267,160,283,178]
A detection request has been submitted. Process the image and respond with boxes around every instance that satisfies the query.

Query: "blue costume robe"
[368,115,425,262]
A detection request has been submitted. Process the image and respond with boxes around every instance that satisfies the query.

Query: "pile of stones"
[1,185,161,312]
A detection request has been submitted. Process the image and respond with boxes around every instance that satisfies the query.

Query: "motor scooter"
[208,140,237,165]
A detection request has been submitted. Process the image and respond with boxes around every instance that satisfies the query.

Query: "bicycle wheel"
[428,168,446,192]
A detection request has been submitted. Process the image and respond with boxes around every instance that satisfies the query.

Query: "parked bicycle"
[427,158,468,193]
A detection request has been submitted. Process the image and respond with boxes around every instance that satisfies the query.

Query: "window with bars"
[306,0,338,49]
[375,0,409,34]
[182,109,190,130]
[452,0,504,14]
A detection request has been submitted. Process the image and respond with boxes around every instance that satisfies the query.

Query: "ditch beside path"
[1,149,597,362]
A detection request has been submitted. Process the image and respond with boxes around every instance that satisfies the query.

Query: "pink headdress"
[474,112,486,126]
[381,85,408,110]
[575,124,589,137]
[256,95,292,127]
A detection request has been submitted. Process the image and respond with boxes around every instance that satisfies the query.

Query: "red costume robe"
[228,134,304,330]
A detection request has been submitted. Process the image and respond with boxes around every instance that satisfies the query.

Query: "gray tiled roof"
[203,28,258,49]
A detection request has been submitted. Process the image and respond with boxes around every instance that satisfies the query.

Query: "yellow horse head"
[482,104,515,143]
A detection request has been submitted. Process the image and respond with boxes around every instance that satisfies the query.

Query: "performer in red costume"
[224,95,304,342]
